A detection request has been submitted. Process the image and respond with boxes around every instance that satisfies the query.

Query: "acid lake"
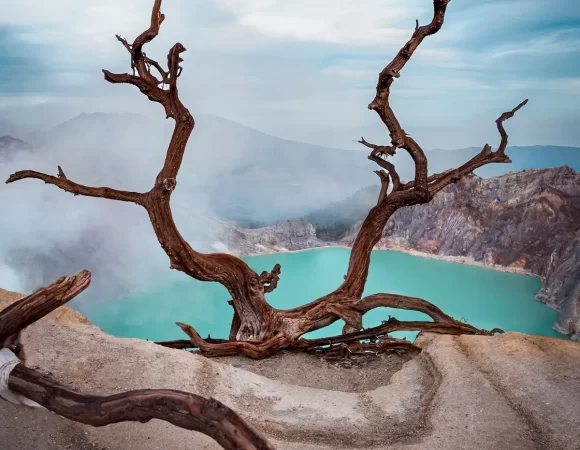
[76,248,561,342]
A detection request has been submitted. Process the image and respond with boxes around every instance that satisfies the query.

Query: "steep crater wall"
[339,166,580,340]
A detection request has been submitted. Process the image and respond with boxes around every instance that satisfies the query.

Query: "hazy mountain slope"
[306,185,380,240]
[3,113,578,338]
[0,135,33,161]
[17,112,580,223]
[24,112,377,223]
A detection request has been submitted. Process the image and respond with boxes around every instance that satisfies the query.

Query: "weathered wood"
[177,323,289,359]
[0,271,91,345]
[0,271,276,450]
[9,365,276,450]
[167,315,494,359]
[5,0,526,357]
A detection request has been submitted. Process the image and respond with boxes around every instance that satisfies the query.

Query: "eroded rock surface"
[1,290,579,450]
[226,218,325,255]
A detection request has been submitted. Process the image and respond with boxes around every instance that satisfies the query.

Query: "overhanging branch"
[0,271,91,345]
[6,170,146,205]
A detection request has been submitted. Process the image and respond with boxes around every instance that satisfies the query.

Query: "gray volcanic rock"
[226,218,325,255]
[341,166,580,340]
[537,232,580,338]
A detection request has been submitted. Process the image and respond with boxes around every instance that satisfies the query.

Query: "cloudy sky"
[1,0,579,148]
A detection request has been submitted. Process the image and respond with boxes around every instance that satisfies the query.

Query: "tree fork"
[6,0,527,353]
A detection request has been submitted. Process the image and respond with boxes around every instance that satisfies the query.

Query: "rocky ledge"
[1,288,580,450]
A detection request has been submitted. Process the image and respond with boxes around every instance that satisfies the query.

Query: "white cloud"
[0,94,79,109]
[320,59,381,80]
[1,0,579,149]
[414,47,479,70]
[489,29,580,59]
[552,78,580,95]
[0,0,78,25]
[214,0,425,45]
[3,0,150,52]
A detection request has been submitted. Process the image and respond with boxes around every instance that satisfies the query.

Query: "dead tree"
[6,0,526,358]
[0,272,275,450]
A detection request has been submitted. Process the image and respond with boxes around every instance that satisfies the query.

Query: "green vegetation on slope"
[305,185,379,240]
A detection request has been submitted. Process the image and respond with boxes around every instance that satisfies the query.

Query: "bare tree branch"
[102,70,170,114]
[0,271,91,345]
[367,0,451,196]
[359,137,397,157]
[428,99,528,195]
[177,323,289,359]
[293,317,498,350]
[6,170,146,205]
[496,99,529,155]
[260,264,281,293]
[9,366,275,450]
[374,170,390,204]
[115,34,133,54]
[161,314,491,357]
[352,293,455,322]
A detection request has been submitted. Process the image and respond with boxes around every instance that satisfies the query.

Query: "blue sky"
[1,0,579,148]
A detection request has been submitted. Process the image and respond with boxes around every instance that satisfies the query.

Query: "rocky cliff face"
[224,218,325,256]
[341,166,580,340]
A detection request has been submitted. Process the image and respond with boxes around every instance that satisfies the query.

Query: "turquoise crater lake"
[75,248,561,342]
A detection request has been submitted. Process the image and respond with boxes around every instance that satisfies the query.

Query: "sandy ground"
[2,288,580,450]
[220,350,412,392]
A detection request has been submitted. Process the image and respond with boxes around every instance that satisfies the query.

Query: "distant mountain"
[24,112,377,223]
[305,146,580,241]
[294,116,580,151]
[427,146,580,178]
[12,111,580,224]
[0,136,33,161]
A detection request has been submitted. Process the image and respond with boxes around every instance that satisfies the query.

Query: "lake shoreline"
[244,243,541,280]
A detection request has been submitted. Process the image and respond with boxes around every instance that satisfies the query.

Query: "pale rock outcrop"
[1,289,580,449]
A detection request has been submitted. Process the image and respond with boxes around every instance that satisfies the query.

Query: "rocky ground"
[2,288,580,450]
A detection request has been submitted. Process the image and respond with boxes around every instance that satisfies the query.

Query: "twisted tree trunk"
[6,0,527,357]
